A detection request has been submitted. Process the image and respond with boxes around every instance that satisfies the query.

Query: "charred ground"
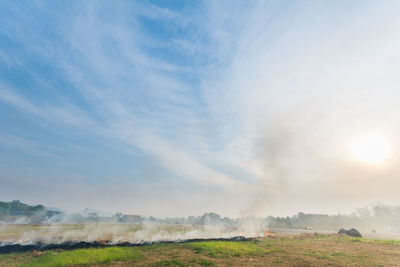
[2,234,400,266]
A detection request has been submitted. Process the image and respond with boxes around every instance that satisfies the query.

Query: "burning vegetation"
[2,200,400,252]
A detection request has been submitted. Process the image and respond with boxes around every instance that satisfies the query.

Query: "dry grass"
[1,234,400,266]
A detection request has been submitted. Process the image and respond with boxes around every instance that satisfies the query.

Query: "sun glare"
[349,135,391,164]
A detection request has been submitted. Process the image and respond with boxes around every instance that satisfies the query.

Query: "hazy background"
[1,0,400,217]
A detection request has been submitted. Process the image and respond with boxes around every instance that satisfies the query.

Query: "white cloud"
[0,85,43,116]
[196,0,400,215]
[3,1,400,216]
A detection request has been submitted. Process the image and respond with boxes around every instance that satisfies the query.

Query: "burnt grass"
[2,234,400,266]
[0,236,252,254]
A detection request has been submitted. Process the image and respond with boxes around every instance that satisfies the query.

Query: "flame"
[264,227,270,237]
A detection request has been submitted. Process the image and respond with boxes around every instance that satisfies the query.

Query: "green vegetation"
[187,241,268,258]
[196,259,214,266]
[0,200,45,216]
[4,247,143,267]
[303,250,348,260]
[3,200,400,234]
[154,259,187,266]
[1,234,400,266]
[349,236,400,245]
[0,200,61,224]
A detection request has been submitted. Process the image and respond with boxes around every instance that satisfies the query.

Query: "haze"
[1,0,400,218]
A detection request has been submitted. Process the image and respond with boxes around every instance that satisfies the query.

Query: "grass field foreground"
[1,234,400,266]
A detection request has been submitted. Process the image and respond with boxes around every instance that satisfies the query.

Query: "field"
[2,233,400,266]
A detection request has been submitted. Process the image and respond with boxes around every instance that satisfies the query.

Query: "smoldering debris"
[3,201,400,251]
[0,210,269,247]
[0,236,253,254]
[0,222,264,247]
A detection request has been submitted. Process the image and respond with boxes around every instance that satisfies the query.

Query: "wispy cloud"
[0,133,59,158]
[1,1,242,192]
[0,85,43,116]
[2,1,400,216]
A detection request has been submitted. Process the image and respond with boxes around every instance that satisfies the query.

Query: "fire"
[264,227,270,237]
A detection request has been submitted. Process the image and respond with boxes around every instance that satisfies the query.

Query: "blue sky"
[1,1,400,217]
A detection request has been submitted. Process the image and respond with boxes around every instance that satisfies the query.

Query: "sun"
[349,135,391,164]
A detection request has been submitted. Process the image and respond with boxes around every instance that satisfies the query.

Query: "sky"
[1,0,400,217]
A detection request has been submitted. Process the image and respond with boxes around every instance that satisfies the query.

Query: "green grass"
[154,258,215,266]
[154,259,187,266]
[303,250,348,260]
[197,259,214,266]
[186,241,268,258]
[330,251,347,257]
[342,236,400,245]
[187,258,215,266]
[376,239,400,245]
[19,247,143,267]
[364,238,400,245]
[2,235,400,266]
[0,252,32,267]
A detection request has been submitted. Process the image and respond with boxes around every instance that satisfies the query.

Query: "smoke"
[4,203,400,246]
[199,0,400,217]
[238,101,400,216]
[0,221,267,246]
[2,0,400,222]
